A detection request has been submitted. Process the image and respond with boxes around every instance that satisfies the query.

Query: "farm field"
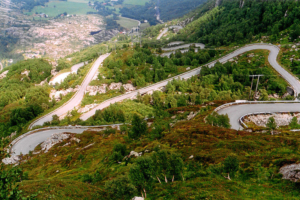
[116,16,139,30]
[123,0,150,5]
[140,22,150,31]
[67,0,90,3]
[28,1,95,17]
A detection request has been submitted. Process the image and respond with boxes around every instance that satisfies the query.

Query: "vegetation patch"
[27,1,95,17]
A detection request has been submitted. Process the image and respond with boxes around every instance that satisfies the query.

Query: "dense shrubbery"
[0,59,54,137]
[206,112,231,128]
[0,59,52,108]
[175,0,300,45]
[94,105,126,123]
[102,45,218,87]
[56,59,71,71]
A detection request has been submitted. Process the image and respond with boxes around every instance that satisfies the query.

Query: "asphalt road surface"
[29,54,110,129]
[157,28,168,40]
[71,61,89,73]
[11,128,88,155]
[217,103,300,130]
[162,43,205,51]
[49,61,89,85]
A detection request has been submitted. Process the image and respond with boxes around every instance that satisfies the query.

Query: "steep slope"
[173,0,300,46]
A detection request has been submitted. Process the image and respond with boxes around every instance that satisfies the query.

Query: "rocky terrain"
[85,83,136,96]
[49,86,80,101]
[244,113,300,128]
[0,70,9,79]
[280,163,300,182]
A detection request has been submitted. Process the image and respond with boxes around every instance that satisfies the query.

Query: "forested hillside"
[120,0,207,25]
[12,0,49,11]
[172,0,300,46]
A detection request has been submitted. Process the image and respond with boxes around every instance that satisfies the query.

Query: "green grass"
[140,22,150,31]
[116,17,139,30]
[67,0,90,3]
[28,1,94,17]
[20,179,102,199]
[123,0,150,5]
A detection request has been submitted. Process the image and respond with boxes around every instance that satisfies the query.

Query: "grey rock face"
[279,164,300,182]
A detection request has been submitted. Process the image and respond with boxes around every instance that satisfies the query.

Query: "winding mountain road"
[81,44,300,122]
[49,61,89,85]
[12,128,88,155]
[217,102,300,130]
[157,28,168,40]
[9,43,300,157]
[162,43,205,51]
[29,54,110,129]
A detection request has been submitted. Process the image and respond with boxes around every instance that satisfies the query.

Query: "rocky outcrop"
[41,132,70,153]
[2,155,20,165]
[187,111,199,120]
[239,0,245,8]
[129,151,141,158]
[109,82,122,90]
[51,69,58,76]
[284,10,288,18]
[0,70,8,79]
[21,70,30,76]
[279,163,300,182]
[49,86,79,101]
[287,86,295,96]
[35,78,48,86]
[85,84,107,96]
[176,18,193,28]
[123,83,136,92]
[244,113,300,128]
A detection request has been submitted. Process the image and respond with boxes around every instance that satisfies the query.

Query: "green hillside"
[173,0,300,46]
[2,0,300,199]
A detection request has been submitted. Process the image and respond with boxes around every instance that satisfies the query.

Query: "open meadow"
[116,16,139,30]
[28,1,94,17]
[123,0,150,5]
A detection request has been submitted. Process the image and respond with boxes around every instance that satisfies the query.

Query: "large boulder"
[132,197,144,200]
[2,155,20,165]
[49,86,79,101]
[279,163,300,182]
[41,133,70,153]
[0,70,9,79]
[123,83,136,92]
[286,86,294,96]
[109,82,122,90]
[21,69,30,76]
[85,84,107,96]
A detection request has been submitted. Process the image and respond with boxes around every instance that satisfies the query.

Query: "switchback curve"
[11,43,300,157]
